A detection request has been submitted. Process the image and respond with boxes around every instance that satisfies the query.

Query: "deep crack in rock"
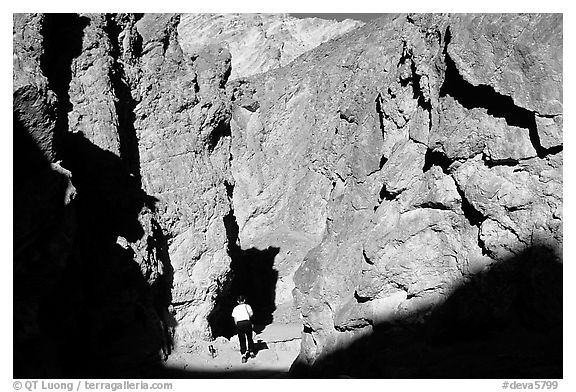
[453,181,485,227]
[40,13,90,161]
[440,38,559,159]
[104,15,142,183]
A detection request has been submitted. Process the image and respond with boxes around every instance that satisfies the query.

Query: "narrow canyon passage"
[208,198,281,338]
[14,13,562,379]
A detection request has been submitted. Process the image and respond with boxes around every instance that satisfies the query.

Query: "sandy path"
[159,323,302,378]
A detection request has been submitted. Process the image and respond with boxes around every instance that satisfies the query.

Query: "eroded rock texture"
[14,13,173,377]
[13,12,235,377]
[14,13,562,378]
[14,11,353,377]
[133,14,234,343]
[230,14,562,377]
[178,14,363,79]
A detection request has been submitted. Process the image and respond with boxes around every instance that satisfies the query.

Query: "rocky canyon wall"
[13,12,238,377]
[230,13,562,377]
[14,13,179,377]
[14,13,562,378]
[13,12,363,377]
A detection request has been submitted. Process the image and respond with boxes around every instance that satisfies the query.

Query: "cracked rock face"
[133,14,234,342]
[230,14,562,376]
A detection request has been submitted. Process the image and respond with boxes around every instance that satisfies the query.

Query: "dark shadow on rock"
[40,13,90,158]
[289,243,562,378]
[13,110,78,378]
[53,133,175,378]
[149,218,177,361]
[439,30,561,158]
[208,244,281,339]
[207,194,280,338]
[13,105,52,180]
[14,128,176,378]
[104,14,143,184]
[15,12,173,379]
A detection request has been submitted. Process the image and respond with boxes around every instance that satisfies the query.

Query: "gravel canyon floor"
[157,323,302,378]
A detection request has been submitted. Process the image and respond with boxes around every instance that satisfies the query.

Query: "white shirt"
[232,303,253,323]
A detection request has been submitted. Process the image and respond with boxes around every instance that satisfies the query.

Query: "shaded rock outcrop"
[229,14,562,377]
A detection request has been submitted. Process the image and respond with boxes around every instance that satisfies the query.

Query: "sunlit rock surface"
[14,13,562,378]
[178,13,363,79]
[230,13,562,377]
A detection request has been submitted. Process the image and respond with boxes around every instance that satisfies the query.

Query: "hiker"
[232,295,255,363]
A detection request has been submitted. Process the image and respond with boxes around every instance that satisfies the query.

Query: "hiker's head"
[237,295,245,304]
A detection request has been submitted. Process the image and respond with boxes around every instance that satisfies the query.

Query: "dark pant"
[236,320,254,355]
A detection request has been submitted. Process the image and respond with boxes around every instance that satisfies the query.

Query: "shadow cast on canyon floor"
[290,243,562,379]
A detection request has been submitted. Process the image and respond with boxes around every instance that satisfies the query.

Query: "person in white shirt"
[232,295,255,363]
